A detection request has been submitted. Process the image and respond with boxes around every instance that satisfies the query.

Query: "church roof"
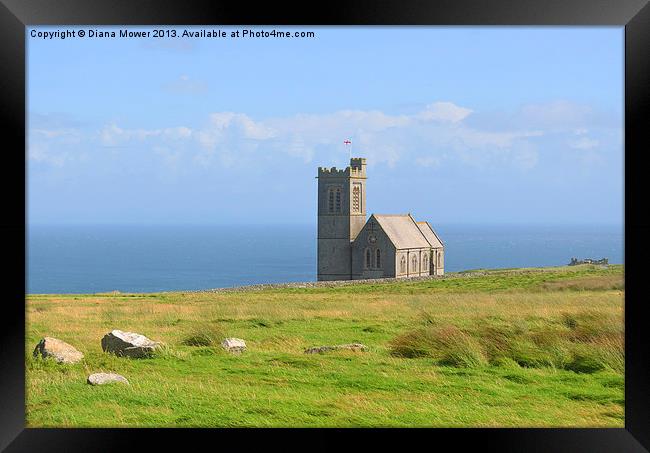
[371,214,431,249]
[416,221,444,248]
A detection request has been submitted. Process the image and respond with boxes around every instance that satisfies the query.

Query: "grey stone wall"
[351,218,396,279]
[395,248,432,278]
[318,238,353,280]
[189,270,472,295]
[317,158,367,281]
[432,248,445,276]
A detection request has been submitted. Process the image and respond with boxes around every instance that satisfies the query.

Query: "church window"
[376,249,381,268]
[365,248,371,269]
[335,188,342,213]
[352,184,360,212]
[423,254,428,269]
[411,254,418,272]
[400,256,406,274]
[437,251,441,267]
[328,189,334,213]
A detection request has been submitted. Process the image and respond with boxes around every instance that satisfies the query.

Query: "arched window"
[423,254,428,269]
[328,189,334,213]
[365,248,371,269]
[400,256,406,274]
[335,188,342,212]
[352,184,360,212]
[376,249,381,268]
[437,251,441,267]
[411,254,418,272]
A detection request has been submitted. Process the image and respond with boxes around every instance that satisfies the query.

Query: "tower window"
[365,248,371,269]
[328,189,334,213]
[400,256,406,274]
[335,188,342,213]
[352,184,360,212]
[376,249,381,268]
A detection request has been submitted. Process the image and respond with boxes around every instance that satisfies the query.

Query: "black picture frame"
[1,0,648,450]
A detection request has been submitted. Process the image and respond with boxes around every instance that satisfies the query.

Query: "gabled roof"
[371,214,431,249]
[416,221,444,248]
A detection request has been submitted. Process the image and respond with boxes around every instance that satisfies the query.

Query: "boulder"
[221,338,246,353]
[305,343,368,354]
[101,329,161,358]
[33,337,84,364]
[87,372,129,386]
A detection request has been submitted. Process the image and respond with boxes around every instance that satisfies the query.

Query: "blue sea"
[26,224,624,294]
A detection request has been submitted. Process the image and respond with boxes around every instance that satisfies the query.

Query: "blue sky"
[28,26,623,225]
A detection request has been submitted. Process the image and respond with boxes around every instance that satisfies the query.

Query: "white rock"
[101,329,161,358]
[87,372,129,385]
[33,337,84,364]
[221,337,246,353]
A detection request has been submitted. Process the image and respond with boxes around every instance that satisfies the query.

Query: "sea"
[26,224,624,294]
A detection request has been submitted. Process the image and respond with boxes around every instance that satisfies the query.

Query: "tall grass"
[180,321,224,347]
[389,324,487,367]
[390,309,623,373]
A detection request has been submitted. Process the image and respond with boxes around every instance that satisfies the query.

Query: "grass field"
[26,264,624,427]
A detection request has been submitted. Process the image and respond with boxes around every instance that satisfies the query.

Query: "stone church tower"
[317,157,445,281]
[317,158,367,280]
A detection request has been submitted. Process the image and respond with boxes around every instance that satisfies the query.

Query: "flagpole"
[344,139,352,162]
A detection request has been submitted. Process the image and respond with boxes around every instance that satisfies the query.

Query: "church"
[317,157,445,281]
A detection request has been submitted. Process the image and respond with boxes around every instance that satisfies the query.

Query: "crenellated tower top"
[317,157,367,179]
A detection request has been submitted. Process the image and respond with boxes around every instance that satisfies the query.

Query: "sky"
[27,26,624,226]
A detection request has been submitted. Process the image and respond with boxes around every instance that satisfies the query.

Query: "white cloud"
[27,141,72,167]
[32,128,81,142]
[31,99,619,172]
[84,101,542,169]
[515,100,619,132]
[418,102,473,123]
[99,123,193,146]
[520,100,592,127]
[209,112,275,140]
[569,137,599,150]
[28,123,83,166]
[163,126,192,140]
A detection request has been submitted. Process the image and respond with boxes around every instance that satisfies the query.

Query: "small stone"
[87,372,129,385]
[304,343,368,354]
[304,346,336,354]
[33,337,84,364]
[221,338,246,353]
[101,329,161,358]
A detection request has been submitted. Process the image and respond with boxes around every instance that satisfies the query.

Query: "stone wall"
[181,270,504,294]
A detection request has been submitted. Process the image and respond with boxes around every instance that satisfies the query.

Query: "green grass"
[26,264,624,427]
[180,322,224,347]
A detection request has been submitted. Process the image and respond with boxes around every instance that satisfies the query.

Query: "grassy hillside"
[26,264,624,427]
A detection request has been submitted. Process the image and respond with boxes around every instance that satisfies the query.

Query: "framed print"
[1,0,648,450]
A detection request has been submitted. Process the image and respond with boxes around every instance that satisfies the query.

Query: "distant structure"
[317,157,444,281]
[569,257,609,266]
